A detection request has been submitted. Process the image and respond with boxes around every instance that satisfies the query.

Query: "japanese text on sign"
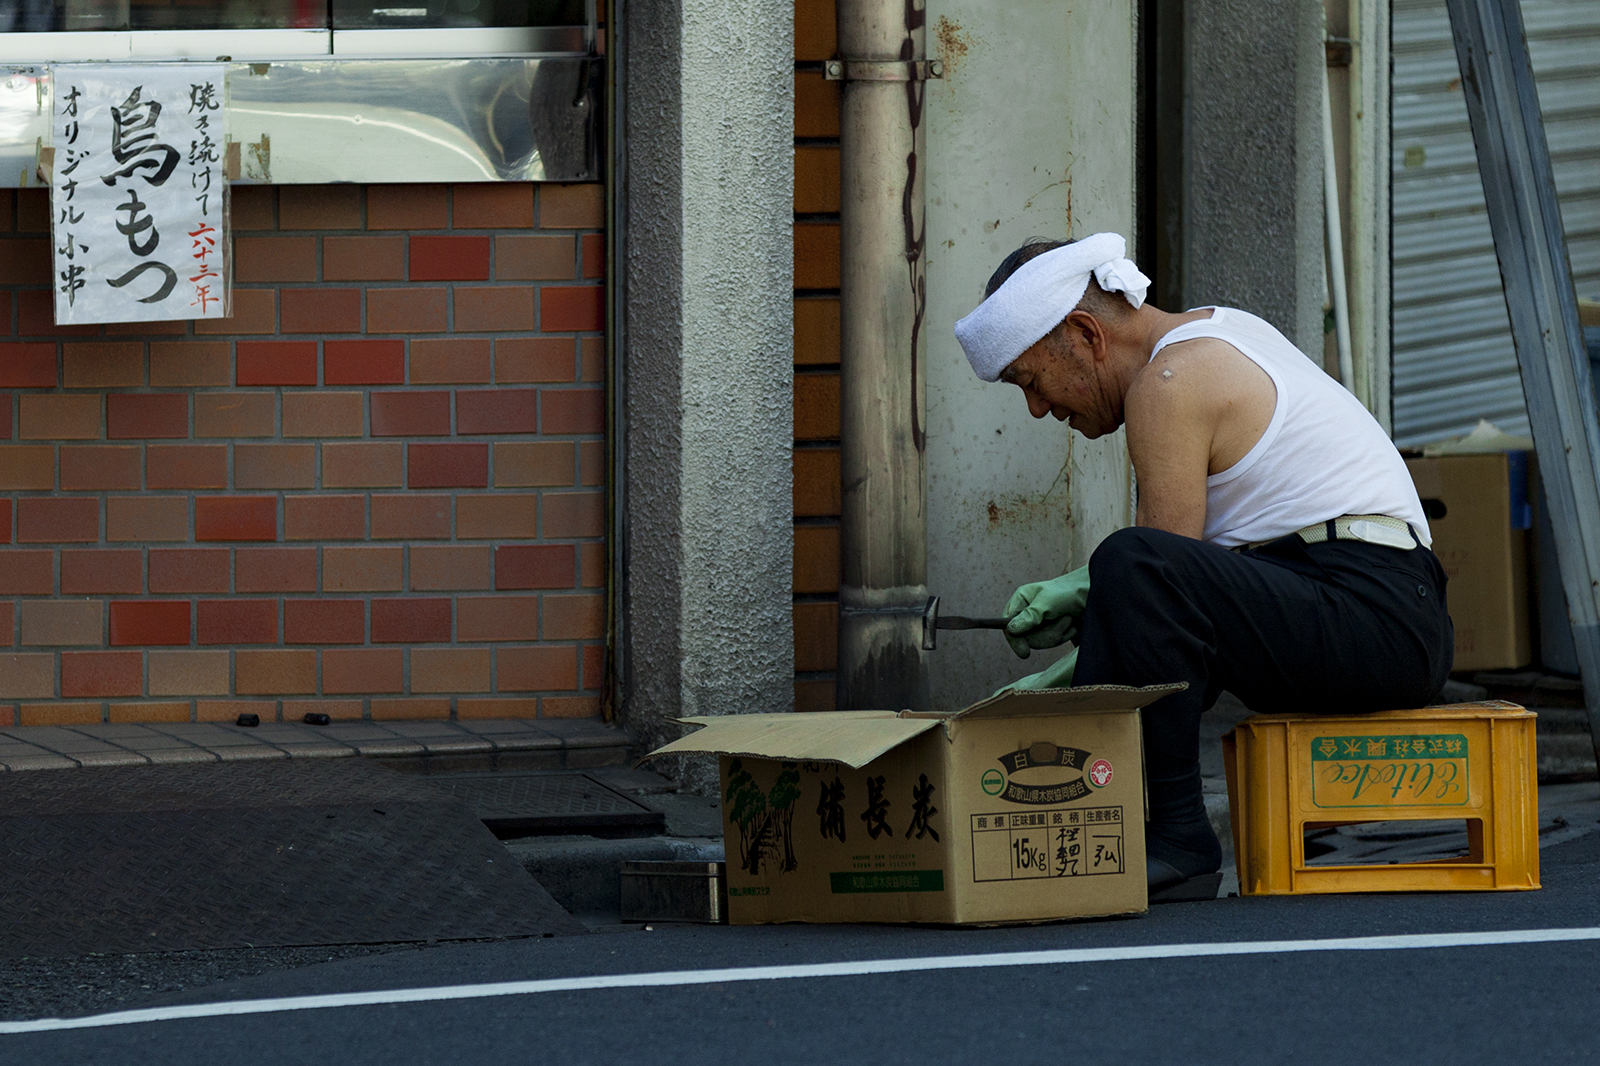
[1310,734,1469,808]
[50,64,230,325]
[970,805,1124,882]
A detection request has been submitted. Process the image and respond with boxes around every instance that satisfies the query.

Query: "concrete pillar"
[923,1,1139,708]
[618,0,795,787]
[1182,0,1326,355]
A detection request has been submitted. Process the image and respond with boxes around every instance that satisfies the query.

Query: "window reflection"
[0,0,586,31]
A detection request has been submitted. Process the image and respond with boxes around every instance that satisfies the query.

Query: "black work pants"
[1072,526,1454,826]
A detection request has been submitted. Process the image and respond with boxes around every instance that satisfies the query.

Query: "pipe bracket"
[823,59,943,82]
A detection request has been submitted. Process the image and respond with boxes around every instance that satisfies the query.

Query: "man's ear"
[1064,310,1107,362]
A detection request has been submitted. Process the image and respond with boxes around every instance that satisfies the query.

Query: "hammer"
[921,596,1010,651]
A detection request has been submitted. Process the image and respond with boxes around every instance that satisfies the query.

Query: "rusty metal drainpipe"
[830,0,939,711]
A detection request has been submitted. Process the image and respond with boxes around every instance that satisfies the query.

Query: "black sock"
[1144,767,1221,877]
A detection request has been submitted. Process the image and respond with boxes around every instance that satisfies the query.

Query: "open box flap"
[645,711,943,770]
[903,682,1188,722]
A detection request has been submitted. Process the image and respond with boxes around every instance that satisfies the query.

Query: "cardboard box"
[1406,453,1531,672]
[647,684,1180,925]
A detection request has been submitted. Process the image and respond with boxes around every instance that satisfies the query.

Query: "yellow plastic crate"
[1222,702,1540,894]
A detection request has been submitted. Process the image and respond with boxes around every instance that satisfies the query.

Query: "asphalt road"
[5,826,1599,1065]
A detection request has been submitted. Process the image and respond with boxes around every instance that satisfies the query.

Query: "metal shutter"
[1391,0,1600,447]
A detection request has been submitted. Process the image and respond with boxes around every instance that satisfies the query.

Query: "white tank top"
[1149,307,1431,549]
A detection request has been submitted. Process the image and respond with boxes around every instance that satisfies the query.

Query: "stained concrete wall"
[923,1,1138,709]
[1182,0,1326,355]
[619,0,794,787]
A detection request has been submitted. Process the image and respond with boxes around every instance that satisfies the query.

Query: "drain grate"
[427,772,666,834]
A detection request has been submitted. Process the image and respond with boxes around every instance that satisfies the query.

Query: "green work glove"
[995,646,1079,696]
[1003,564,1091,659]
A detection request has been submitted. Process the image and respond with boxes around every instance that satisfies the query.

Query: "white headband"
[953,232,1151,382]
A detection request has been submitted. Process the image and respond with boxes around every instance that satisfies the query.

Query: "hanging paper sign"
[49,63,230,325]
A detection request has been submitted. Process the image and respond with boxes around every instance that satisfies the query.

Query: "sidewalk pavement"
[0,718,628,772]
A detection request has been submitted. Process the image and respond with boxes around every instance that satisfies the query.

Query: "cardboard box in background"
[649,685,1181,926]
[1406,453,1532,672]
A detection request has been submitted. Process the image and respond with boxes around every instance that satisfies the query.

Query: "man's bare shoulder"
[1129,337,1272,415]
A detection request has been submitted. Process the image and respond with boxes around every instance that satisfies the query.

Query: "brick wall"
[794,0,843,711]
[0,181,606,727]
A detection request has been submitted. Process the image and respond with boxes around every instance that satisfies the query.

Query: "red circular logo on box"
[1088,759,1114,788]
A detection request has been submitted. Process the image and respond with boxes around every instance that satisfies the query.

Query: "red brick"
[0,445,53,490]
[410,647,490,693]
[59,446,137,491]
[325,339,404,385]
[324,235,404,281]
[149,548,230,593]
[582,642,604,685]
[282,699,364,721]
[147,444,227,489]
[282,392,363,438]
[198,599,278,644]
[234,443,316,489]
[542,492,604,537]
[541,696,600,719]
[497,646,578,691]
[107,701,191,723]
[410,339,491,384]
[63,342,143,388]
[495,338,575,383]
[193,288,276,335]
[367,288,447,334]
[540,287,604,332]
[457,390,538,435]
[279,185,360,229]
[150,342,231,387]
[371,495,450,539]
[61,651,142,697]
[107,394,188,439]
[237,340,317,385]
[195,392,275,438]
[0,602,13,646]
[61,550,142,594]
[18,289,96,336]
[457,495,537,539]
[409,545,491,590]
[368,184,447,230]
[0,499,11,544]
[494,441,576,487]
[0,237,48,285]
[0,343,56,387]
[107,497,188,542]
[496,545,576,590]
[0,550,53,594]
[105,320,185,337]
[494,235,575,281]
[408,442,488,488]
[454,287,535,332]
[234,236,316,282]
[581,337,603,381]
[457,697,542,719]
[370,598,450,643]
[195,497,277,541]
[370,391,449,436]
[19,703,102,726]
[230,185,275,230]
[580,542,604,587]
[281,289,361,334]
[543,594,605,639]
[20,394,99,439]
[284,495,365,540]
[410,235,490,281]
[322,442,403,488]
[0,400,14,442]
[284,600,364,644]
[322,648,403,694]
[235,650,316,695]
[197,699,277,722]
[453,183,534,228]
[457,596,538,641]
[539,184,604,228]
[109,600,190,646]
[235,546,317,592]
[323,545,402,592]
[581,232,605,279]
[579,440,604,486]
[371,697,451,721]
[18,497,97,542]
[541,389,603,434]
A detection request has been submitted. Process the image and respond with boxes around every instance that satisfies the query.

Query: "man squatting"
[954,234,1453,901]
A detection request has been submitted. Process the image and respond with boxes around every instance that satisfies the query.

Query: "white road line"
[4,925,1599,1036]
